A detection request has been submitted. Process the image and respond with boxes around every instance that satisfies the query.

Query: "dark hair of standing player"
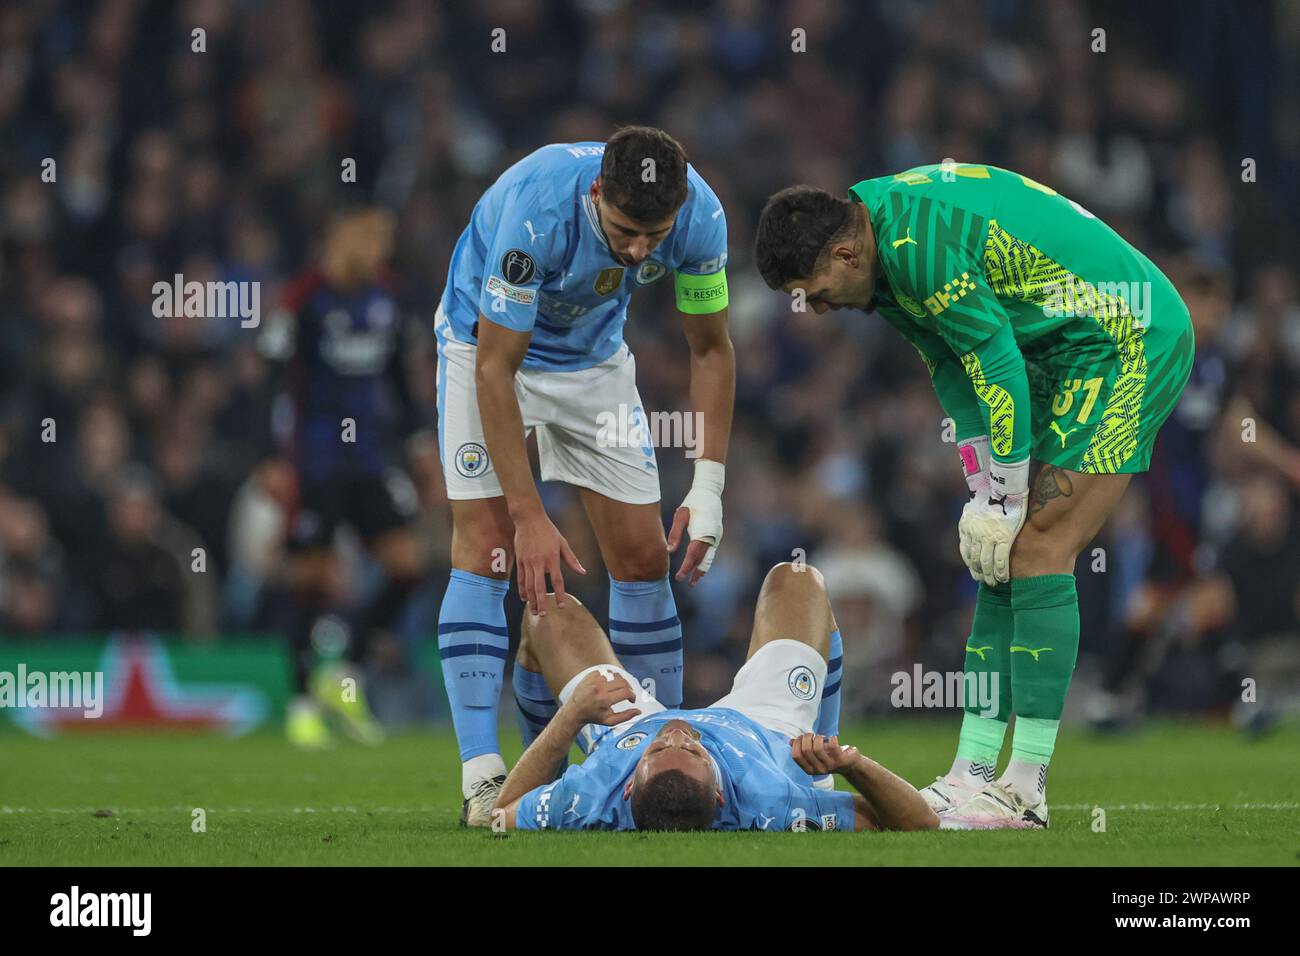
[630,768,716,831]
[754,185,857,289]
[600,126,689,223]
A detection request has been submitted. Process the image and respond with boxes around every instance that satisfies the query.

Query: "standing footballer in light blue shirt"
[433,127,736,825]
[494,563,939,834]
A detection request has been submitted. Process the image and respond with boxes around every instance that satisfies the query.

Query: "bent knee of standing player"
[606,539,669,582]
[1010,522,1078,578]
[450,507,513,578]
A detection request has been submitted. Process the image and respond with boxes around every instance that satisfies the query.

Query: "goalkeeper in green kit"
[754,163,1195,829]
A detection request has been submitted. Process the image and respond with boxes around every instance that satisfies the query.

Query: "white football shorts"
[435,307,662,505]
[559,640,827,757]
[709,639,827,740]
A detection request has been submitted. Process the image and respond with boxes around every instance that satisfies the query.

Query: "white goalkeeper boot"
[918,775,985,814]
[939,779,1049,830]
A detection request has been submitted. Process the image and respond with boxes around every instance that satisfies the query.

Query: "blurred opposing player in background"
[434,126,735,824]
[494,563,936,833]
[756,164,1196,829]
[260,206,427,749]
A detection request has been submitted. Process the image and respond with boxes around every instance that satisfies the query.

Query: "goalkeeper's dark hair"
[601,125,689,223]
[755,185,857,289]
[630,769,716,831]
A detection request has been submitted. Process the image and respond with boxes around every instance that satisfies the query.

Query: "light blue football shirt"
[515,708,855,832]
[436,142,729,372]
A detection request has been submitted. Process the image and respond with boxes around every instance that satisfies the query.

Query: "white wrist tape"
[690,459,725,497]
[680,459,725,573]
[989,458,1030,497]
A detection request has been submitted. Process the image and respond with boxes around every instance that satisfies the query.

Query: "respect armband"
[674,268,729,315]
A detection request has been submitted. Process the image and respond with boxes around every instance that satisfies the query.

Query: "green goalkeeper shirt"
[850,163,1183,489]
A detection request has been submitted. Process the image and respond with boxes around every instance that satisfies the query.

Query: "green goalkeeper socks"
[1009,574,1080,722]
[949,575,1080,797]
[1005,574,1080,796]
[951,583,1013,783]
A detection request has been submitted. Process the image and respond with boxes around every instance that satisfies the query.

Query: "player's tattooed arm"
[1028,462,1074,517]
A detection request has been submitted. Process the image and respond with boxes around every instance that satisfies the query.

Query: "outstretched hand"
[667,505,716,586]
[514,511,586,615]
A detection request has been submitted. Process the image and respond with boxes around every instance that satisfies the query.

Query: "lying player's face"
[633,719,714,786]
[593,187,678,268]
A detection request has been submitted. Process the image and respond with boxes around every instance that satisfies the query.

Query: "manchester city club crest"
[615,731,648,750]
[455,442,489,478]
[788,665,817,701]
[593,266,625,296]
[634,260,666,285]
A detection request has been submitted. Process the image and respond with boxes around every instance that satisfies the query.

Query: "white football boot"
[460,775,506,828]
[460,753,509,828]
[939,780,1049,830]
[918,775,985,815]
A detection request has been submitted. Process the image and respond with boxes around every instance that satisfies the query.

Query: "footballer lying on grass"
[493,562,938,832]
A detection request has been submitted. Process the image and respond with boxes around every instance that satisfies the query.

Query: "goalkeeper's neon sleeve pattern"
[851,163,1195,475]
[959,321,1031,470]
[931,353,987,443]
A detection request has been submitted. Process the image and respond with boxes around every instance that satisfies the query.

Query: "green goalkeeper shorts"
[1025,294,1195,475]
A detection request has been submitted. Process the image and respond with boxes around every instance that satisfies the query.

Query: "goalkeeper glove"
[958,454,1028,586]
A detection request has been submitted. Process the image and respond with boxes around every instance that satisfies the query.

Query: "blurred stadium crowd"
[1,0,1298,729]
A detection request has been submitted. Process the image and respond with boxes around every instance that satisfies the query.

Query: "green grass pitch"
[2,720,1296,866]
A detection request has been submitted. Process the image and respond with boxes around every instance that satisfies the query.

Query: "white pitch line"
[1054,802,1298,811]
